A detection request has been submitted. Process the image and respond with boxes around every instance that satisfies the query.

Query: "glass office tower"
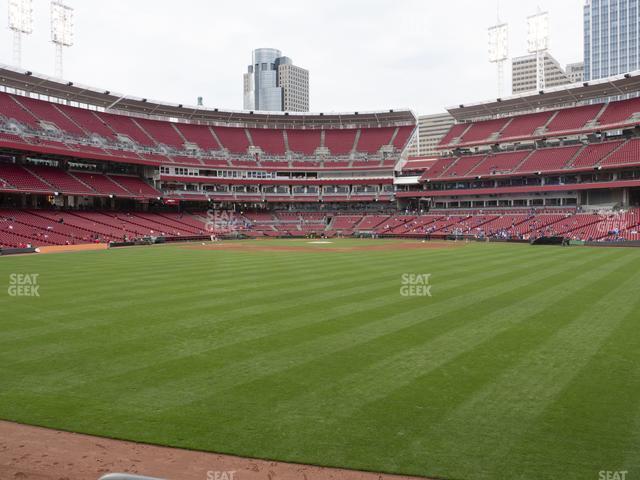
[584,0,640,80]
[243,48,309,112]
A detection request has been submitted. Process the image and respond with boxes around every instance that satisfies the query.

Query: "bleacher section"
[0,163,161,197]
[248,129,286,155]
[0,92,413,176]
[469,151,530,176]
[94,111,155,146]
[439,155,486,179]
[286,129,321,155]
[499,111,552,139]
[545,104,603,133]
[438,95,640,149]
[414,136,640,182]
[135,118,184,148]
[0,209,214,248]
[3,74,640,249]
[0,164,54,192]
[14,96,86,135]
[5,209,640,247]
[514,146,580,173]
[324,129,357,155]
[26,165,94,194]
[357,127,395,153]
[175,124,220,151]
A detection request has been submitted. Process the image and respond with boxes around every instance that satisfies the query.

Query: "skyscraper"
[566,62,586,83]
[243,48,309,112]
[511,52,582,94]
[406,113,454,158]
[584,0,640,81]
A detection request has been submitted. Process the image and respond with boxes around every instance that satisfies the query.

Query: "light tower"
[527,10,549,92]
[488,22,508,98]
[8,0,33,68]
[50,0,74,79]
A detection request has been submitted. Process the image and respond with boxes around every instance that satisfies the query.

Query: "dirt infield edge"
[0,420,435,480]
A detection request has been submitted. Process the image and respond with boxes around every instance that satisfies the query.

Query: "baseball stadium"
[2,3,640,480]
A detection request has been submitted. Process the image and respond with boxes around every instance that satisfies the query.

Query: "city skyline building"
[512,52,582,94]
[406,112,454,158]
[584,0,640,81]
[243,48,309,112]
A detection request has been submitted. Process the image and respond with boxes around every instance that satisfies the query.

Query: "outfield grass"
[1,239,639,480]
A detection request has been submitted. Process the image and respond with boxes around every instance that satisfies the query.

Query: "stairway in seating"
[207,127,224,151]
[512,149,536,172]
[350,129,361,157]
[594,139,629,167]
[244,128,254,149]
[90,111,121,139]
[21,166,57,191]
[448,123,473,146]
[171,123,189,146]
[8,96,43,126]
[537,110,559,136]
[67,171,99,193]
[131,118,160,146]
[388,127,400,148]
[587,102,610,128]
[565,144,587,169]
[52,104,91,136]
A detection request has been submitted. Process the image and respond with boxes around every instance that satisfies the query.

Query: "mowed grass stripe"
[0,247,379,332]
[0,242,497,358]
[1,240,639,480]
[77,248,618,413]
[0,241,484,335]
[503,292,640,480]
[0,244,568,412]
[0,240,544,343]
[387,255,640,480]
[8,244,561,398]
[260,248,631,429]
[0,244,547,364]
[154,249,630,470]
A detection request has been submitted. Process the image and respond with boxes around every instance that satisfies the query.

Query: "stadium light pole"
[488,22,508,98]
[8,0,33,68]
[527,10,549,92]
[50,0,74,79]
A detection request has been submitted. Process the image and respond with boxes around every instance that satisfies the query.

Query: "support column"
[622,188,630,208]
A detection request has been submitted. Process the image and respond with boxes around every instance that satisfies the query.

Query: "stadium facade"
[1,65,640,248]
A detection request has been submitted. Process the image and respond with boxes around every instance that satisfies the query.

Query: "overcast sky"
[0,0,585,115]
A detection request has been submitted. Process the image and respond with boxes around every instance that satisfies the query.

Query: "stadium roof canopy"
[447,71,640,122]
[0,64,416,129]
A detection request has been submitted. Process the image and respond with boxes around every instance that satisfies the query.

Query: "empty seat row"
[439,96,640,148]
[0,163,161,197]
[1,92,410,158]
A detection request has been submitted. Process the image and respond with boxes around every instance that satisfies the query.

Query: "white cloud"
[0,0,584,115]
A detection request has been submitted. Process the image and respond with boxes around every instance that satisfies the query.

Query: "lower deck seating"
[0,163,162,198]
[2,208,639,248]
[0,164,53,191]
[0,210,209,248]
